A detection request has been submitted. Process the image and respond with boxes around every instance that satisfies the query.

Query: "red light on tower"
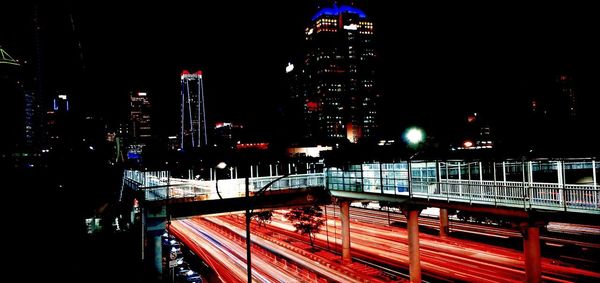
[306,101,318,111]
[467,115,476,123]
[196,70,203,75]
[181,70,190,75]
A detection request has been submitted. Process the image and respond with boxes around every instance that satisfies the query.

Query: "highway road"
[170,217,403,283]
[336,205,600,250]
[170,207,599,282]
[224,209,600,282]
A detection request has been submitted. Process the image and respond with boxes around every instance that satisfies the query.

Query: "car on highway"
[176,269,202,283]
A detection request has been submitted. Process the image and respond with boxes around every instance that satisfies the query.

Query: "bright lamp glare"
[404,128,424,145]
[216,162,227,169]
[285,62,294,73]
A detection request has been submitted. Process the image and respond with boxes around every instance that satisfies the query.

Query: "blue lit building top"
[312,5,367,21]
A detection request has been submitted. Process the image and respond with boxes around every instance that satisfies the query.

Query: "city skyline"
[1,1,598,149]
[2,2,599,282]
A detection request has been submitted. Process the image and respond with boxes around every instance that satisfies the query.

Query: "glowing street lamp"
[215,162,227,199]
[404,127,425,148]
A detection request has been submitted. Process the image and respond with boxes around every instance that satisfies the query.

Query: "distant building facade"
[129,91,152,144]
[214,121,244,148]
[45,91,70,151]
[556,73,577,119]
[290,2,380,144]
[452,112,494,151]
[179,70,208,150]
[528,72,579,122]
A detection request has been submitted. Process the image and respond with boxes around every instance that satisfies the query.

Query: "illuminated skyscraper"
[129,91,152,143]
[298,2,379,143]
[179,70,208,150]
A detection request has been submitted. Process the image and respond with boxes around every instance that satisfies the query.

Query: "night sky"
[2,1,599,141]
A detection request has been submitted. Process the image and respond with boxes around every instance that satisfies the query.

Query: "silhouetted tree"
[285,205,325,251]
[253,210,273,227]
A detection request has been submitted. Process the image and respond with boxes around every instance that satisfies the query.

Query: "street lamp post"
[214,162,227,199]
[245,173,290,282]
[245,177,251,283]
[165,162,176,283]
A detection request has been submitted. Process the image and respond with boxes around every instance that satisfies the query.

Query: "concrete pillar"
[144,205,167,280]
[148,231,163,279]
[340,200,351,263]
[407,209,422,283]
[523,225,541,283]
[439,208,449,238]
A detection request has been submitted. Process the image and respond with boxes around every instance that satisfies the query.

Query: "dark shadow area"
[2,160,141,282]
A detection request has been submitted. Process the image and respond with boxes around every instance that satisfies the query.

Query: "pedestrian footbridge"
[123,158,598,283]
[122,158,599,216]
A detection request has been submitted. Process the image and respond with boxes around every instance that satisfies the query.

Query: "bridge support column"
[340,200,352,263]
[147,229,163,280]
[439,208,449,238]
[520,222,542,283]
[144,205,167,281]
[403,208,422,283]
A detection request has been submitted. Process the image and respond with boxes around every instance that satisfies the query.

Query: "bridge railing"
[133,182,210,202]
[326,159,599,214]
[124,170,212,201]
[409,180,599,213]
[124,170,170,188]
[250,173,325,191]
[123,170,326,202]
[564,184,599,211]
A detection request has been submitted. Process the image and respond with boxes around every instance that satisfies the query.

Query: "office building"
[294,2,379,143]
[179,70,208,150]
[129,91,152,143]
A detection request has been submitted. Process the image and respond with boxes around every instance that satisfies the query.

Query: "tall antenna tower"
[179,70,208,150]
